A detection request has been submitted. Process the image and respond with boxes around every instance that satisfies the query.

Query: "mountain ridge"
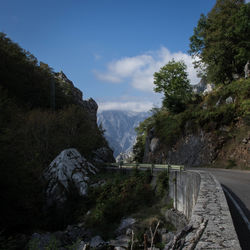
[97,110,150,157]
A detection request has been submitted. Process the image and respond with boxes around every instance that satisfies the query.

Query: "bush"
[86,170,154,237]
[156,170,169,197]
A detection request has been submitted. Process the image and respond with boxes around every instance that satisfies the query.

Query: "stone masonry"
[175,171,241,249]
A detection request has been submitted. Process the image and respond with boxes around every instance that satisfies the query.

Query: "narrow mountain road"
[189,168,250,249]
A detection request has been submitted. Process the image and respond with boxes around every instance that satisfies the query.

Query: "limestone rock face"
[150,137,160,153]
[115,151,134,163]
[92,147,115,166]
[192,78,214,95]
[55,71,98,123]
[143,129,224,167]
[44,148,97,206]
[225,96,233,104]
[55,71,83,105]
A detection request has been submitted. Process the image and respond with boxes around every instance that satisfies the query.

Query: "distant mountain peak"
[97,110,150,157]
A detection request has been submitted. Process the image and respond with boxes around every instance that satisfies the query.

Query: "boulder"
[203,83,214,94]
[90,235,106,248]
[116,217,136,235]
[109,235,131,249]
[44,148,97,206]
[226,96,233,104]
[192,78,214,95]
[150,137,160,153]
[161,232,175,244]
[92,146,115,166]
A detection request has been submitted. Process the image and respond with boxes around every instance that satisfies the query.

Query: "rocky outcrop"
[92,146,114,166]
[55,71,83,105]
[115,151,134,163]
[55,71,98,122]
[192,78,214,95]
[144,129,225,167]
[44,148,97,206]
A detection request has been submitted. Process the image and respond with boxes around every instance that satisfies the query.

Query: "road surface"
[190,168,250,249]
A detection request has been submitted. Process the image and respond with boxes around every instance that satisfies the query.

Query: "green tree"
[153,60,192,113]
[189,0,250,84]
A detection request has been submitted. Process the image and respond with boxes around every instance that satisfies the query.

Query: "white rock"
[226,96,233,104]
[90,235,105,248]
[116,218,136,234]
[44,148,97,205]
[150,137,159,153]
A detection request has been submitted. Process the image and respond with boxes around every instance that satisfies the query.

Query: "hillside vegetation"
[134,79,250,167]
[133,0,250,169]
[0,33,109,235]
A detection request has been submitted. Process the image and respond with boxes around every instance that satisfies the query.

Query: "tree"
[153,60,192,113]
[189,0,250,84]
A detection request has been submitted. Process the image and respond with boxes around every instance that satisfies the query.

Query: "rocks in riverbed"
[90,235,106,248]
[116,217,136,235]
[44,148,98,206]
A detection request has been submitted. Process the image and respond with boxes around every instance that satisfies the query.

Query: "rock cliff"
[142,79,250,168]
[55,71,98,123]
[143,129,225,167]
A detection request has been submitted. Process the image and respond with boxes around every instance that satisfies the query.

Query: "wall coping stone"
[183,170,241,249]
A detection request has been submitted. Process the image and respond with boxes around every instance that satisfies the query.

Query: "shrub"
[86,170,154,237]
[156,170,169,197]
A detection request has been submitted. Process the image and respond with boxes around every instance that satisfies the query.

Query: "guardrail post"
[151,163,154,174]
[174,171,177,210]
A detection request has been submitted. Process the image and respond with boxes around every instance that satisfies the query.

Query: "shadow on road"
[222,184,250,250]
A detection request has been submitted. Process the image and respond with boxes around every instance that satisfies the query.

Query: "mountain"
[97,110,150,157]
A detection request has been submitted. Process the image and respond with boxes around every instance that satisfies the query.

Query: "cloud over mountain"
[95,47,200,92]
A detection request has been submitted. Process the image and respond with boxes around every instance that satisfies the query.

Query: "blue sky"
[1,0,222,112]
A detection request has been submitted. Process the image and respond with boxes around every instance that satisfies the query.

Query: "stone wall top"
[183,171,241,249]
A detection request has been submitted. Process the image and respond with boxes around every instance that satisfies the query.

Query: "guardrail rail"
[105,162,185,171]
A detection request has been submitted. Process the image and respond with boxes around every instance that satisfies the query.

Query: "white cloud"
[94,47,200,92]
[93,53,102,61]
[98,101,154,112]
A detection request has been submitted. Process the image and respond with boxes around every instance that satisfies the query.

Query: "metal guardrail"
[105,162,185,171]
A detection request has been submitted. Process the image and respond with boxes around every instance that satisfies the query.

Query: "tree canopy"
[189,0,250,84]
[153,59,192,113]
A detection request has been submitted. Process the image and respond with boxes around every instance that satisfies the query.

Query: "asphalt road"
[189,168,250,249]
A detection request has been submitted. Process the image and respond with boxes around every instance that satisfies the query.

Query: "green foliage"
[189,0,250,84]
[133,116,155,162]
[0,231,19,250]
[153,109,182,145]
[86,170,153,238]
[0,33,73,109]
[0,34,109,235]
[153,60,192,113]
[133,78,250,161]
[156,170,169,197]
[226,159,237,169]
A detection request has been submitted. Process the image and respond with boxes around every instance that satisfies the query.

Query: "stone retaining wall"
[168,170,241,249]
